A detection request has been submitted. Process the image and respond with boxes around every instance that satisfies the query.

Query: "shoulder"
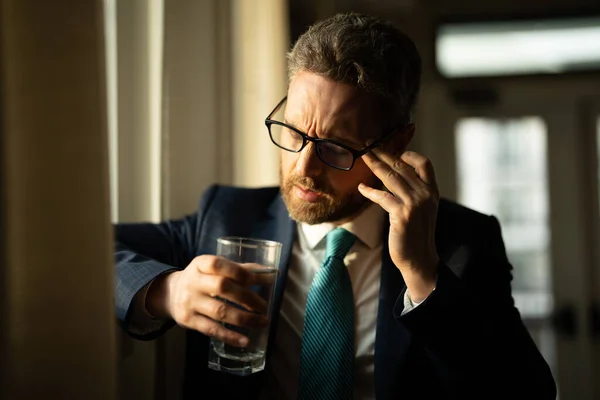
[438,198,495,225]
[199,184,281,208]
[435,198,510,282]
[436,197,502,243]
[197,184,283,221]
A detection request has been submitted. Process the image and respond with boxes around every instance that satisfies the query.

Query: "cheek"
[352,158,376,183]
[280,152,296,178]
[330,160,375,192]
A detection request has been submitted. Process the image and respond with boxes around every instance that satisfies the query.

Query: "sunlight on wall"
[104,0,118,223]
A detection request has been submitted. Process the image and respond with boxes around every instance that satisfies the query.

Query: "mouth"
[294,185,324,203]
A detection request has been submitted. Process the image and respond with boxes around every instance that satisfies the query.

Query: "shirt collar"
[299,202,387,250]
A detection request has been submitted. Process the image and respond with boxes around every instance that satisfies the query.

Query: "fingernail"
[358,183,366,190]
[238,337,249,347]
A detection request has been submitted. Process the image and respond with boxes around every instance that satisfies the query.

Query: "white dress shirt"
[260,203,423,400]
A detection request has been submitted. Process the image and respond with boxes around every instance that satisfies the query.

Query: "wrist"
[399,260,438,303]
[404,274,436,303]
[146,271,178,319]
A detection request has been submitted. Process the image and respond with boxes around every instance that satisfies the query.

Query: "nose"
[294,142,324,178]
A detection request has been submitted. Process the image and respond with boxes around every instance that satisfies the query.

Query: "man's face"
[280,71,400,225]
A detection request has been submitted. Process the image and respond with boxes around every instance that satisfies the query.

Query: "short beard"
[280,169,379,225]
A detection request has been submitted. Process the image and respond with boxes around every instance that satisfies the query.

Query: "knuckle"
[214,302,229,321]
[230,265,245,281]
[377,192,395,203]
[214,255,225,268]
[205,324,220,338]
[192,254,208,267]
[391,160,401,170]
[421,191,432,202]
[381,191,394,202]
[405,150,420,161]
[385,169,397,182]
[193,255,205,263]
[192,254,214,274]
[179,309,193,325]
[225,312,242,327]
[405,199,417,212]
[179,291,192,307]
[392,159,405,171]
[208,255,220,270]
[236,311,254,326]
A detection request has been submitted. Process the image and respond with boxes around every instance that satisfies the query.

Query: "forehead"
[285,72,384,142]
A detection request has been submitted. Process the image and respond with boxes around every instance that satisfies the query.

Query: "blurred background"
[1,0,600,399]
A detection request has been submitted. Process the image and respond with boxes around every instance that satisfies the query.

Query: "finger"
[194,256,255,286]
[358,183,401,215]
[362,152,413,202]
[186,313,250,348]
[240,263,278,286]
[370,149,424,192]
[400,151,437,188]
[194,294,269,329]
[252,271,277,286]
[199,274,268,313]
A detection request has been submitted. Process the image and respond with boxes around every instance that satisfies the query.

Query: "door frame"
[583,101,600,399]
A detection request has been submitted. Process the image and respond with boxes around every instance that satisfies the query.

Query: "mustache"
[287,175,333,195]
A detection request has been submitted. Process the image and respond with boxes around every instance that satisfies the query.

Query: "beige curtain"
[231,0,290,188]
[0,0,116,399]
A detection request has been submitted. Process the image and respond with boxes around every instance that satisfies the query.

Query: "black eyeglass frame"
[264,96,399,171]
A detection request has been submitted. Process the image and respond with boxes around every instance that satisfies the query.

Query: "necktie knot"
[326,228,357,260]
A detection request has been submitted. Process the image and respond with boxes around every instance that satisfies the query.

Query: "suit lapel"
[374,226,412,400]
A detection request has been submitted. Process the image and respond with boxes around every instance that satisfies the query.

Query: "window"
[455,117,555,371]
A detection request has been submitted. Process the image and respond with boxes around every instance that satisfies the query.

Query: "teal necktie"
[298,228,357,400]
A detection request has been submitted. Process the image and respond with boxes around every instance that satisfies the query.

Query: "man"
[115,12,557,400]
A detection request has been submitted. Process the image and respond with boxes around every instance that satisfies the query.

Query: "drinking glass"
[207,236,282,376]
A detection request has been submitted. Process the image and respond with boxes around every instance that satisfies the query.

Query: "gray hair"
[287,12,422,127]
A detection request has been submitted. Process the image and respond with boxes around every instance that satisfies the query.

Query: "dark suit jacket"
[114,185,557,400]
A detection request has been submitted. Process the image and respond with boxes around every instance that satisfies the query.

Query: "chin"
[286,196,370,225]
[287,201,333,225]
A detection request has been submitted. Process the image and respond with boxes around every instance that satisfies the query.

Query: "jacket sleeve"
[114,184,219,340]
[395,215,557,399]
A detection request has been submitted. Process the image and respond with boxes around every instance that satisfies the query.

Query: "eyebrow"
[282,119,364,148]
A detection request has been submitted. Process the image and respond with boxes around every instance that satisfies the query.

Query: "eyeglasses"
[265,96,396,171]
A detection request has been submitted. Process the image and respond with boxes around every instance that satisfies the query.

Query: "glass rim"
[217,236,283,249]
